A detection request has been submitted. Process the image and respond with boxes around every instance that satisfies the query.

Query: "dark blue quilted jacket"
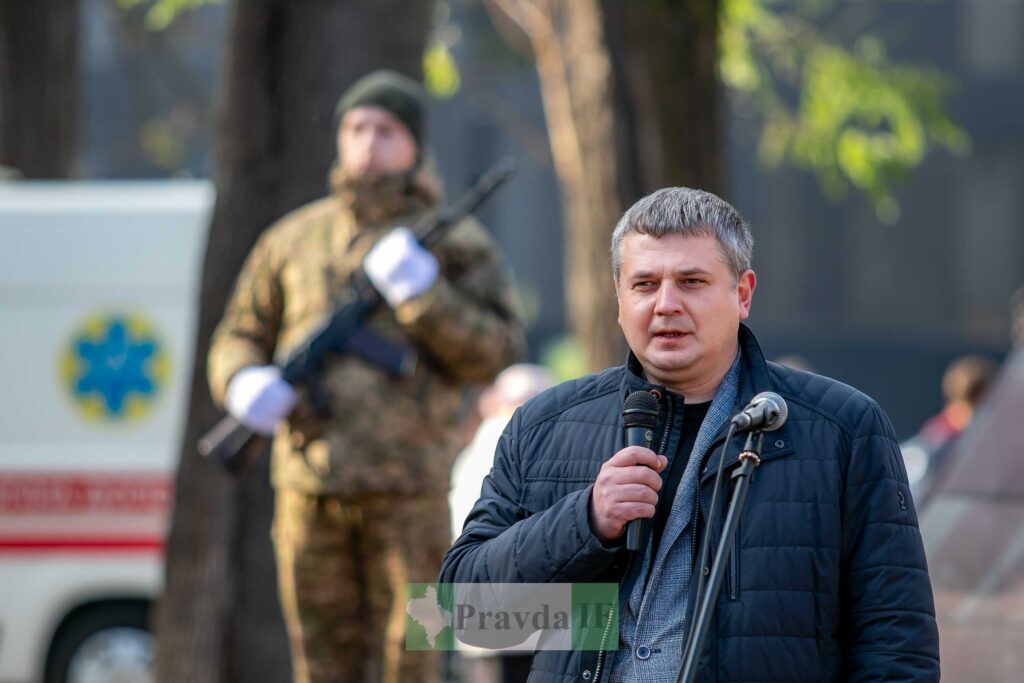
[440,325,939,682]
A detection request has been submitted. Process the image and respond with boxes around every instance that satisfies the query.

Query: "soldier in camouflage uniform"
[207,70,525,683]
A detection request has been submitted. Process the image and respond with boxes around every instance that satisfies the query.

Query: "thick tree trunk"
[487,0,722,372]
[602,0,722,198]
[155,2,433,681]
[0,0,78,177]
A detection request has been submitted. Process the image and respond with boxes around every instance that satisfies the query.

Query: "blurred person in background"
[207,70,524,683]
[450,363,555,683]
[901,354,998,505]
[450,364,556,541]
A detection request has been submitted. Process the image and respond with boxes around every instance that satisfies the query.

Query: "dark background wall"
[729,0,1023,435]
[75,0,1024,438]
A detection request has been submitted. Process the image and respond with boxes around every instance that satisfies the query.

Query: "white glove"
[225,365,297,436]
[363,227,439,307]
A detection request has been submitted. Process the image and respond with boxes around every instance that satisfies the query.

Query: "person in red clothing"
[902,354,998,504]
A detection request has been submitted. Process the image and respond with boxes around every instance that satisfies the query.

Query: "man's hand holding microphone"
[589,446,667,545]
[590,390,665,547]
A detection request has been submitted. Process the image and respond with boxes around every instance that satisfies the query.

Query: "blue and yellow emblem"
[60,311,171,422]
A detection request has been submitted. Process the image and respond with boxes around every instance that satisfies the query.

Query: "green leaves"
[721,0,968,223]
[424,38,461,99]
[115,0,221,31]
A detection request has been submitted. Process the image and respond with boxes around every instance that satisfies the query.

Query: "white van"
[0,181,212,682]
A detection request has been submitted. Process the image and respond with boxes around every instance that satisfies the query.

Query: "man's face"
[616,232,756,393]
[336,105,418,178]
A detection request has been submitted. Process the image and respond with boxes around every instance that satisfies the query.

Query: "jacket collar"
[623,350,652,392]
[703,323,794,479]
[616,324,795,474]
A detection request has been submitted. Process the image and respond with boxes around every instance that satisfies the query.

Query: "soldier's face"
[337,106,418,178]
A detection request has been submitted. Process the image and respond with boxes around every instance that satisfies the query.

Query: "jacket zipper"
[656,394,674,456]
[691,432,728,576]
[592,551,632,683]
[703,434,741,602]
[593,392,673,682]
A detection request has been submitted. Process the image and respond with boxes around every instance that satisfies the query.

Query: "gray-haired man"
[442,187,939,682]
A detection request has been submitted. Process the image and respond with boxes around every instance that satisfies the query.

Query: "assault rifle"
[198,159,516,472]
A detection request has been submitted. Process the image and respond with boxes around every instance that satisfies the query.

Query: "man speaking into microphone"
[441,187,939,682]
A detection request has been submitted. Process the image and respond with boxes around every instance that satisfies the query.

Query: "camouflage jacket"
[208,167,525,496]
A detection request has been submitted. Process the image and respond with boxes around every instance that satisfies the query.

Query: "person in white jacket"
[449,363,554,683]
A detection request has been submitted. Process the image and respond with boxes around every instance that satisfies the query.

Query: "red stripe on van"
[0,536,164,552]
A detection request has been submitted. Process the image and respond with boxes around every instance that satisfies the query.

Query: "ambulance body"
[0,181,212,682]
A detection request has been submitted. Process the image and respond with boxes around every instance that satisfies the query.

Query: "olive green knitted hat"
[334,70,427,146]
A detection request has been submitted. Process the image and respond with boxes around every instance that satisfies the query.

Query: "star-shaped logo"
[61,312,170,421]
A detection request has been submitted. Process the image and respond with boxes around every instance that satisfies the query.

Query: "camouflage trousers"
[272,488,451,683]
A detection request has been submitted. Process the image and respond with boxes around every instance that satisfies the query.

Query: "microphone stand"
[676,429,765,683]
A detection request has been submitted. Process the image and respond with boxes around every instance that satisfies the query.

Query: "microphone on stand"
[677,391,788,683]
[730,391,788,432]
[623,390,660,551]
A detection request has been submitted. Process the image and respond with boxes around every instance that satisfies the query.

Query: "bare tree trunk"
[602,0,721,198]
[0,0,78,177]
[155,2,433,681]
[486,0,722,372]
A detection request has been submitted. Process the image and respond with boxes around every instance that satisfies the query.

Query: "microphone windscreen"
[752,391,788,430]
[623,390,660,429]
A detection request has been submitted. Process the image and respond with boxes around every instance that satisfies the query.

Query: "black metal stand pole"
[676,431,764,683]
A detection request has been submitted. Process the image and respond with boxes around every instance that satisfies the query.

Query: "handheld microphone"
[623,390,660,551]
[730,391,788,432]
